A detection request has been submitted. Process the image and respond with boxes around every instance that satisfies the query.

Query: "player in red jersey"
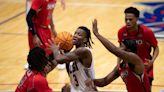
[15,47,57,92]
[117,7,159,87]
[26,0,65,56]
[85,19,151,92]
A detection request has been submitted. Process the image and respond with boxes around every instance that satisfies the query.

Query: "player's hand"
[92,19,99,36]
[85,78,95,89]
[62,83,70,92]
[33,35,42,47]
[45,39,59,51]
[61,0,66,10]
[144,58,153,69]
[45,39,60,58]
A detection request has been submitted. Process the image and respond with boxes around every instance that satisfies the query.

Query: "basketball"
[54,31,73,52]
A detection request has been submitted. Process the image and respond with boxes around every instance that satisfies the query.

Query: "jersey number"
[73,74,79,87]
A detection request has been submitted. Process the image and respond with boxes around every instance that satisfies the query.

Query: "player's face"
[125,13,138,29]
[73,28,86,46]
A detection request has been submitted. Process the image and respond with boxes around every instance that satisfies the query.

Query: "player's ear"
[83,38,87,43]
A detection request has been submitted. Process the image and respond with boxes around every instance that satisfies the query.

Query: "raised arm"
[92,19,144,74]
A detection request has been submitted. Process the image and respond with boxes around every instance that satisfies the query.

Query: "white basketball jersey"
[68,50,95,92]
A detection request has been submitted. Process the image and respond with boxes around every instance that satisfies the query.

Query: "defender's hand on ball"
[45,39,60,58]
[46,39,59,52]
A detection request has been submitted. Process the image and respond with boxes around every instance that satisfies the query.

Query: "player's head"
[124,7,140,29]
[73,26,93,48]
[123,39,137,53]
[27,47,49,72]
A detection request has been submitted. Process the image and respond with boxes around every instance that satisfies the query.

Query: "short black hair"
[123,39,137,53]
[78,26,94,48]
[27,47,49,71]
[124,7,140,18]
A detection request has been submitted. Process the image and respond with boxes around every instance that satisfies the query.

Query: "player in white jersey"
[46,26,97,92]
[68,48,95,92]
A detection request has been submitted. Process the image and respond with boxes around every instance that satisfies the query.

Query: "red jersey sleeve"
[118,26,126,43]
[144,26,158,48]
[31,0,44,11]
[33,75,52,92]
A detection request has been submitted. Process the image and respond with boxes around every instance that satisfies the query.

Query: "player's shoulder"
[33,73,46,84]
[75,47,92,58]
[140,24,152,32]
[118,26,126,33]
[76,47,90,52]
[139,24,154,36]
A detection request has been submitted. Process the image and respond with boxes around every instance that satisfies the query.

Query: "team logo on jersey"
[136,40,143,45]
[120,70,128,79]
[47,3,55,10]
[138,2,164,38]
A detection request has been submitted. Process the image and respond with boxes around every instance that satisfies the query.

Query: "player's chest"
[42,0,56,10]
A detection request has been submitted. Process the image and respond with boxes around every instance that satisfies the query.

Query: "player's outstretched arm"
[46,40,91,67]
[94,65,119,87]
[85,65,119,87]
[92,19,144,74]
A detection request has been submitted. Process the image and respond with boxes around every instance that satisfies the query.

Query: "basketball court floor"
[0,0,163,91]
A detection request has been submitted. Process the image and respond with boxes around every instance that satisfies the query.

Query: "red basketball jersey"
[31,0,56,26]
[118,25,158,78]
[15,70,52,92]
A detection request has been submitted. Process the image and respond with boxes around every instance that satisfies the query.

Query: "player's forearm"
[93,78,107,87]
[56,52,79,64]
[95,33,122,58]
[151,46,159,62]
[26,9,36,35]
[93,70,119,87]
[50,18,55,30]
[50,18,57,37]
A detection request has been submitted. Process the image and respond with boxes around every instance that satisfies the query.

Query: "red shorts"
[143,59,154,79]
[28,26,53,56]
[146,65,153,79]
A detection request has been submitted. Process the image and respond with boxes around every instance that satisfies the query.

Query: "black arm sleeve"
[26,8,37,35]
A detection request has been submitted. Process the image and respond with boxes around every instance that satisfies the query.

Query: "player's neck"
[41,71,47,77]
[75,44,85,48]
[127,24,138,32]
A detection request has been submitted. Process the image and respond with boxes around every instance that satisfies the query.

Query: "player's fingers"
[39,41,43,46]
[57,42,61,48]
[47,39,54,45]
[60,50,65,54]
[45,42,50,48]
[35,41,41,47]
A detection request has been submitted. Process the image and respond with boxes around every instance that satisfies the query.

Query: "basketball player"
[117,7,159,87]
[15,47,57,92]
[25,0,66,69]
[85,19,151,92]
[46,26,97,92]
[26,0,65,56]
